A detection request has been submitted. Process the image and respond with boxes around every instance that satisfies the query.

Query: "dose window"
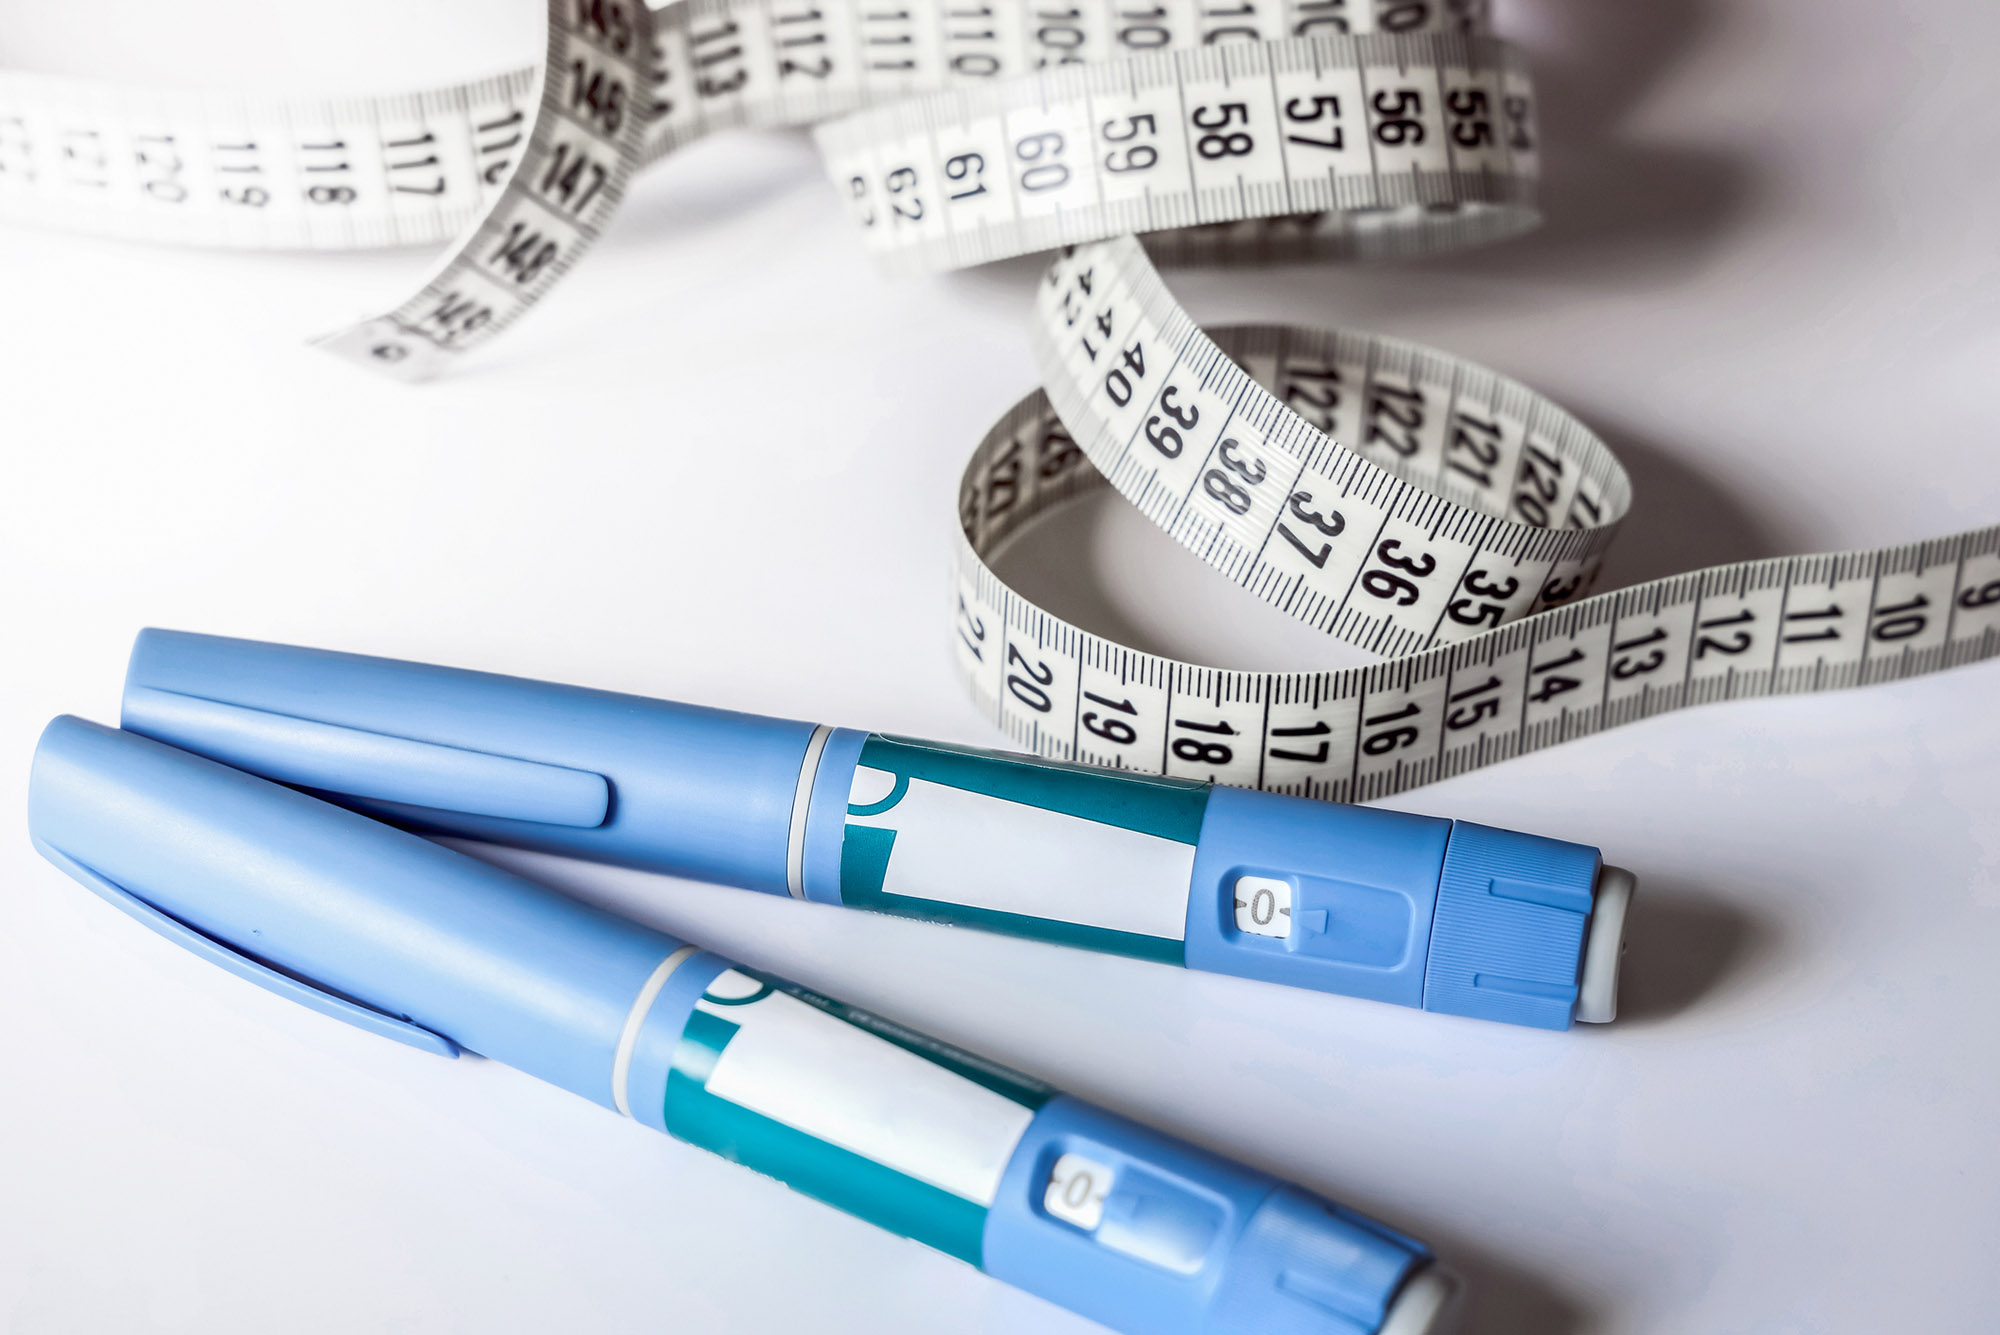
[1233,875,1293,938]
[1044,1152,1114,1231]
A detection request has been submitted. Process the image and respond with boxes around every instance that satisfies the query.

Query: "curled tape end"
[314,322,447,384]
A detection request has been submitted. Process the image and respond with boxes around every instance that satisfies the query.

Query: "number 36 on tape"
[947,239,2000,802]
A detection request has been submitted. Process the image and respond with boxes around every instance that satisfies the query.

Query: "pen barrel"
[121,630,1627,1028]
[121,628,824,894]
[625,957,1442,1335]
[806,735,1613,1029]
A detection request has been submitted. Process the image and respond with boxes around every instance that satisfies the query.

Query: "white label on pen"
[841,736,1207,956]
[692,970,1035,1207]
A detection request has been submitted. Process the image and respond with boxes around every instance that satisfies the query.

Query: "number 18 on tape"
[118,628,1638,1031]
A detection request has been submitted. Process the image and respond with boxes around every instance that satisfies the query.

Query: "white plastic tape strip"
[314,2,658,378]
[1,4,1486,375]
[1027,237,1618,661]
[0,67,534,250]
[948,252,2000,801]
[812,31,1537,271]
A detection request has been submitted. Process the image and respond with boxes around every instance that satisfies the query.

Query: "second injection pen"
[32,717,1454,1335]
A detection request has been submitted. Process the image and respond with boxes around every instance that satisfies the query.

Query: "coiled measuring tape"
[3,2,1994,797]
[0,1,1498,372]
[951,239,2000,800]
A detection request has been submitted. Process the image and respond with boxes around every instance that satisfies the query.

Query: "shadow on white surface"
[1433,1237,1599,1335]
[1582,416,1801,591]
[1439,0,1752,286]
[614,130,827,246]
[1615,881,1781,1027]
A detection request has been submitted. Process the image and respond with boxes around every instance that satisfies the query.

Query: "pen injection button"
[1574,866,1637,1024]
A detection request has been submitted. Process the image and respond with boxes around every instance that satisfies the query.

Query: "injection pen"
[30,717,1455,1335]
[120,628,1635,1030]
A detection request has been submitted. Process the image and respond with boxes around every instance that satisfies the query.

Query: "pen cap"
[119,629,819,894]
[27,717,692,1109]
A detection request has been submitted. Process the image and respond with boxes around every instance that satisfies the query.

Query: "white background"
[3,2,1998,1332]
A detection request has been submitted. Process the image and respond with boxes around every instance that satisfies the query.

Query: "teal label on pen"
[662,968,1052,1266]
[839,735,1210,964]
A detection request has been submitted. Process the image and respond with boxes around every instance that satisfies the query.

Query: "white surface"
[2,3,1998,1333]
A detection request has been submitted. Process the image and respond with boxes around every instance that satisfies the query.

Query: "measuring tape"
[0,2,1490,372]
[0,2,655,379]
[813,29,1537,270]
[948,239,2000,801]
[4,3,1994,794]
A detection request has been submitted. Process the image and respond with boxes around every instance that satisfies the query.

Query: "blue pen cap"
[119,629,821,896]
[26,716,697,1109]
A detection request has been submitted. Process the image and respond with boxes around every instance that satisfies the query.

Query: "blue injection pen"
[30,717,1455,1335]
[120,628,1635,1030]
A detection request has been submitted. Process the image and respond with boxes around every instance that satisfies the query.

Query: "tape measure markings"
[0,67,536,249]
[2,7,1488,375]
[813,31,1538,272]
[952,302,2000,802]
[311,2,664,378]
[3,6,1486,384]
[1030,238,1622,665]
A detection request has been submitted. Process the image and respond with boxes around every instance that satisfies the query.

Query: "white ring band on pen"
[611,944,700,1119]
[785,724,834,900]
